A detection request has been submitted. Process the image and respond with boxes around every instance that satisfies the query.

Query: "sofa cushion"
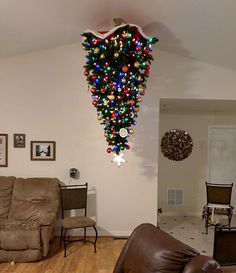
[0,249,42,263]
[0,176,15,220]
[8,177,60,225]
[0,220,41,251]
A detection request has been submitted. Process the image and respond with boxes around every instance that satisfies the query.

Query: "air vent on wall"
[167,188,183,206]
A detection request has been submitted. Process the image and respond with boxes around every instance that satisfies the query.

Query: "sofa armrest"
[182,255,222,273]
[38,212,57,226]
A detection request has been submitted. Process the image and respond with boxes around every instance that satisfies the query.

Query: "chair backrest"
[60,183,88,218]
[206,182,233,205]
[213,224,236,265]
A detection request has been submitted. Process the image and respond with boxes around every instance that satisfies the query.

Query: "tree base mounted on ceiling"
[82,22,158,166]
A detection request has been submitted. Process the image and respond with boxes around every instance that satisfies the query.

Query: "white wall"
[0,43,158,236]
[159,109,236,215]
[1,44,236,234]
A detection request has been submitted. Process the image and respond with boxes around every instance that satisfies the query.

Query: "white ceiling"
[1,0,236,71]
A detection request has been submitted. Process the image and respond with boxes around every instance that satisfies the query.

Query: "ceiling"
[1,0,236,71]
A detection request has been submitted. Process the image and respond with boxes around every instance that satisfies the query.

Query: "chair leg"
[83,227,87,242]
[63,229,68,257]
[60,227,63,246]
[205,208,210,234]
[93,225,98,253]
[228,210,233,227]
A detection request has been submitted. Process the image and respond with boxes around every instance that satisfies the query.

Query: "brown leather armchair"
[113,223,222,273]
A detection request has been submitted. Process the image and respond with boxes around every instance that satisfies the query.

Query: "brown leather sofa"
[0,176,60,262]
[113,223,222,273]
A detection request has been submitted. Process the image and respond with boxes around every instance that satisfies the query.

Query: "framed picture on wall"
[0,134,8,167]
[31,141,56,161]
[14,134,26,148]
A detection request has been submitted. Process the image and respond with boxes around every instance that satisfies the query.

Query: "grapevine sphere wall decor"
[160,129,193,161]
[81,22,158,166]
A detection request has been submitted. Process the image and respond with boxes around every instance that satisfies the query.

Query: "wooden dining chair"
[202,182,234,234]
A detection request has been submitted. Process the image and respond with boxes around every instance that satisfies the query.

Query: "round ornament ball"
[114,52,119,58]
[122,78,126,83]
[134,61,140,68]
[92,100,97,106]
[119,128,128,138]
[100,54,105,59]
[122,65,128,73]
[108,94,115,100]
[129,99,135,106]
[101,87,106,93]
[94,47,100,54]
[129,128,134,134]
[91,86,96,93]
[97,115,102,120]
[107,147,112,153]
[84,70,89,76]
[126,144,130,150]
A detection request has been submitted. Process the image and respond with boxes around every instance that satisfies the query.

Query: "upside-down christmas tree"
[82,23,158,166]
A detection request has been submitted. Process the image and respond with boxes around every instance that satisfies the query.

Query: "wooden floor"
[0,237,126,273]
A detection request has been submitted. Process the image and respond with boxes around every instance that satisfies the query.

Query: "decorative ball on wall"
[160,129,193,161]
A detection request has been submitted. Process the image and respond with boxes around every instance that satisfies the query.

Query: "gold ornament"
[108,95,115,100]
[129,128,134,134]
[94,47,100,54]
[134,61,140,68]
[134,107,139,112]
[140,90,145,96]
[138,85,144,91]
[97,115,102,120]
[100,54,105,59]
[114,52,119,58]
[121,78,126,83]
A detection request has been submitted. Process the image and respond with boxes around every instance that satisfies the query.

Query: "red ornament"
[107,147,112,153]
[92,75,97,81]
[101,87,106,93]
[135,46,141,52]
[92,100,97,106]
[112,130,117,136]
[126,145,130,150]
[84,70,89,76]
[129,99,135,106]
[112,112,116,118]
[91,86,96,93]
[122,65,128,73]
[124,89,130,94]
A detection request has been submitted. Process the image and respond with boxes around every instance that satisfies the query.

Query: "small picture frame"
[31,141,56,161]
[14,134,26,148]
[0,134,8,167]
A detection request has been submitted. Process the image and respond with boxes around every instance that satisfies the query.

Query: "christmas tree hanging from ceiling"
[82,22,158,166]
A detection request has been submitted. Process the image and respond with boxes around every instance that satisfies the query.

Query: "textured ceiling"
[1,0,236,71]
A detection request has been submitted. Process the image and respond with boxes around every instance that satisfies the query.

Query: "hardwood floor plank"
[0,237,126,273]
